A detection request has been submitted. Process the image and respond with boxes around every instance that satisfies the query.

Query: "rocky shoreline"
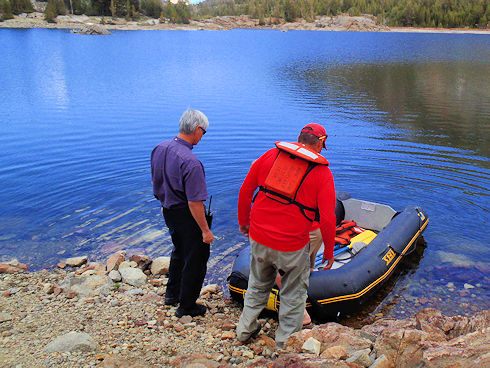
[1,13,489,34]
[1,255,488,368]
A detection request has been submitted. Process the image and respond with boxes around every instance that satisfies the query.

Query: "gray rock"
[0,312,13,323]
[118,260,132,270]
[61,274,112,297]
[65,256,88,267]
[44,331,98,352]
[108,270,121,282]
[150,256,170,275]
[119,267,147,287]
[347,348,373,367]
[124,288,144,295]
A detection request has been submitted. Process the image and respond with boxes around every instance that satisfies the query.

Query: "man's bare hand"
[203,229,214,244]
[322,258,334,270]
[239,225,250,237]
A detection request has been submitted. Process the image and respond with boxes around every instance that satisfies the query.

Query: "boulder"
[370,308,490,368]
[71,24,111,35]
[129,255,152,271]
[200,284,220,296]
[422,328,490,368]
[108,270,121,282]
[150,257,170,275]
[286,322,372,355]
[0,259,28,273]
[373,326,437,367]
[65,256,88,267]
[44,331,98,353]
[302,337,321,355]
[106,252,125,272]
[320,345,347,360]
[61,274,113,297]
[119,267,147,287]
[75,262,105,276]
[346,348,372,367]
[248,354,350,368]
[118,260,133,270]
[370,355,392,368]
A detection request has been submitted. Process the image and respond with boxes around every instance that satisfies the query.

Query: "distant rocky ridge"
[1,255,488,367]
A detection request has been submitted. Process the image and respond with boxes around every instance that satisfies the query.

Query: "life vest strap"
[258,185,320,222]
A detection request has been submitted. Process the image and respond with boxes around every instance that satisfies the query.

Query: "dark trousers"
[162,206,210,310]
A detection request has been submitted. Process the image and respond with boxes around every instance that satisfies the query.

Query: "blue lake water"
[0,28,489,319]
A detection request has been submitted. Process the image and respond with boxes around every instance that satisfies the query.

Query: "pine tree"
[1,0,14,21]
[125,0,130,20]
[44,0,58,22]
[110,0,115,18]
[10,0,33,14]
[1,0,14,20]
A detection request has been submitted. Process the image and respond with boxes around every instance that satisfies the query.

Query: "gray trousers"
[236,238,310,346]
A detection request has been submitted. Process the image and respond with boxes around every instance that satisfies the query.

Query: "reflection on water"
[0,29,488,320]
[283,61,490,156]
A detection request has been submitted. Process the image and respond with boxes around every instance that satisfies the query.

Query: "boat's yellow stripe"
[228,284,313,309]
[317,219,429,304]
[229,285,246,295]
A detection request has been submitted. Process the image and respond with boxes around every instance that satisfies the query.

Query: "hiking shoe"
[238,322,262,344]
[164,297,179,306]
[174,304,206,318]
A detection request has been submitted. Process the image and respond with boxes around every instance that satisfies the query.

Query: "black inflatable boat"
[228,191,429,318]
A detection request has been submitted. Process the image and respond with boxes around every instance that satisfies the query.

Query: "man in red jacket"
[236,123,336,349]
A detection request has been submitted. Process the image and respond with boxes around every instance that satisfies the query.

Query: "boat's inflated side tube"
[308,206,428,315]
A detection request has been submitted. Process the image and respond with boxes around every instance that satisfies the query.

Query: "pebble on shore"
[0,255,488,368]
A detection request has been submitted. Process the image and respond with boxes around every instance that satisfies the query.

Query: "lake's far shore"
[1,13,489,34]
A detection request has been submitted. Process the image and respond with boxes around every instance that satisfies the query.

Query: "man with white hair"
[151,109,214,318]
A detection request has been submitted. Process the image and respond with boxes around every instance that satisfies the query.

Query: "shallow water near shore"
[0,28,489,320]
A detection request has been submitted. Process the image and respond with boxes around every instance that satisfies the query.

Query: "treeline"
[0,0,192,23]
[0,0,32,20]
[196,0,489,28]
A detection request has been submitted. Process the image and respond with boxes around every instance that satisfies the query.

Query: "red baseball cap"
[301,123,327,148]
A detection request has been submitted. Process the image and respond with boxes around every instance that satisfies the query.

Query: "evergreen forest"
[1,0,488,28]
[197,0,489,28]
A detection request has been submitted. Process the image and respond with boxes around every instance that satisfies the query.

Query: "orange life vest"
[258,142,329,222]
[335,220,365,246]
